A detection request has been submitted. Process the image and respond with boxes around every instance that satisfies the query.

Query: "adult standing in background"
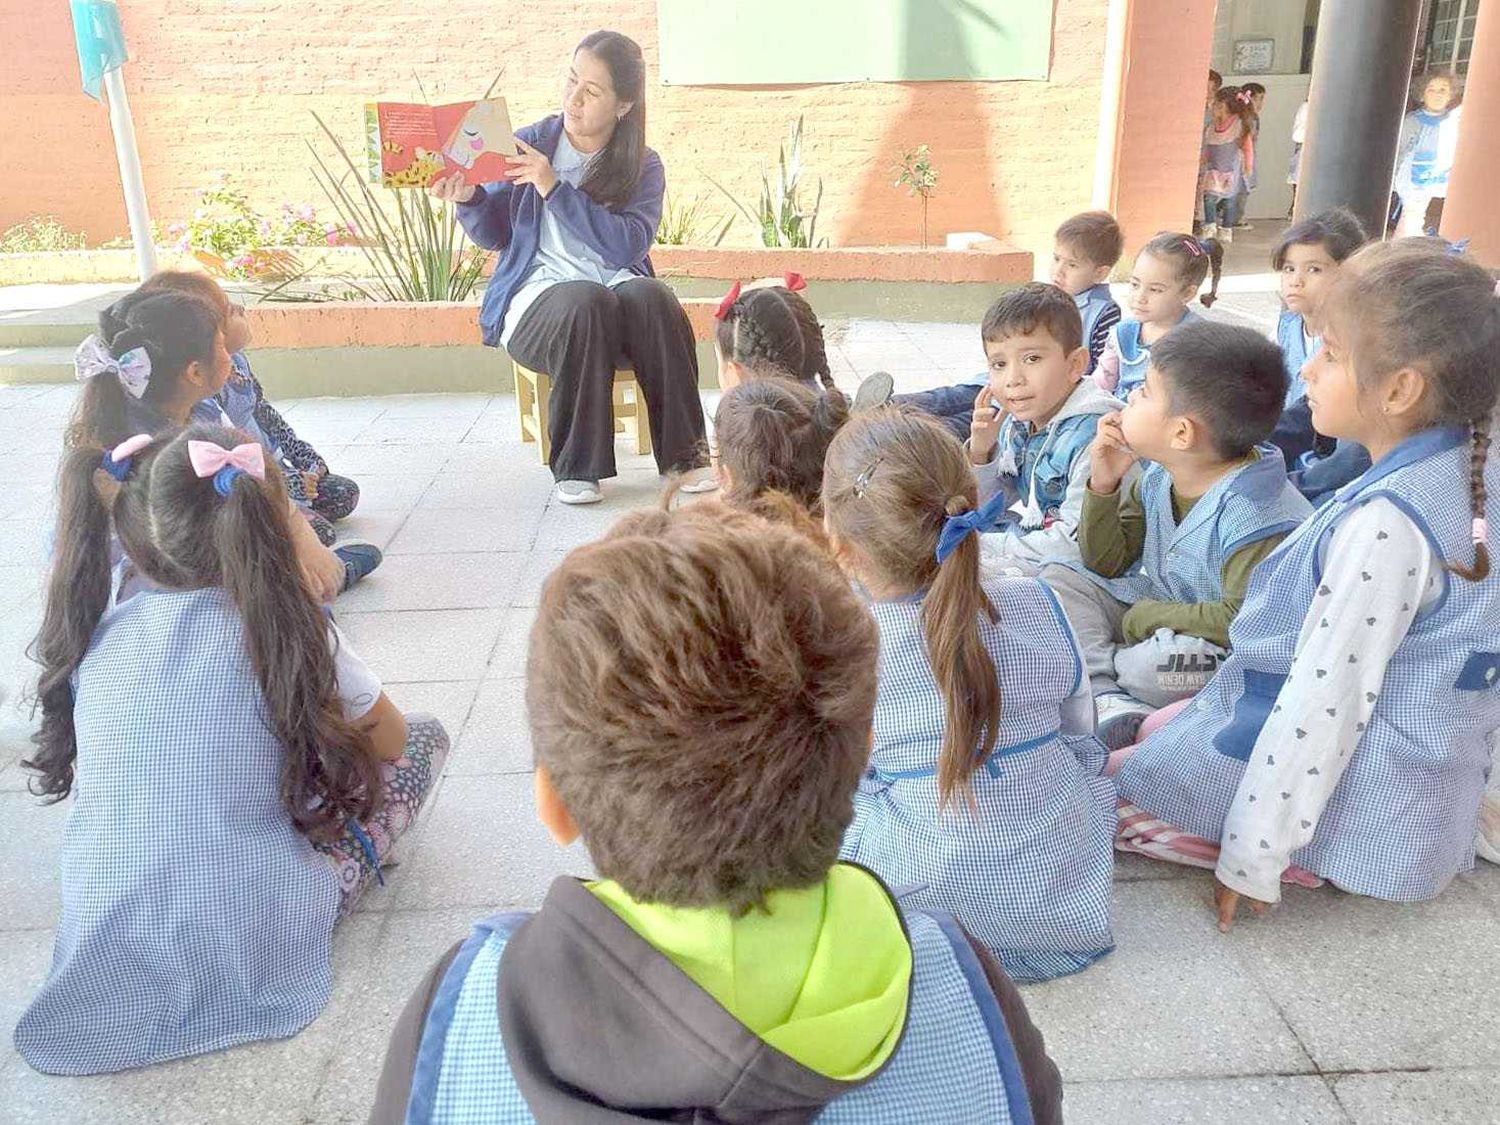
[431,31,713,505]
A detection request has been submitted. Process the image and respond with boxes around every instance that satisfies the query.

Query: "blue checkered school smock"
[13,586,342,1075]
[1072,444,1312,606]
[403,908,1031,1124]
[841,576,1116,982]
[1117,427,1500,899]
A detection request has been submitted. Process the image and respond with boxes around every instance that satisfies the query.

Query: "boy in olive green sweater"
[1042,321,1312,747]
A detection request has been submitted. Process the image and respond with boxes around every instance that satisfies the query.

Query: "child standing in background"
[967,284,1123,572]
[1231,82,1266,230]
[1114,241,1498,930]
[1043,322,1311,747]
[1095,233,1220,400]
[1200,86,1256,242]
[825,410,1117,982]
[15,426,449,1074]
[858,211,1123,437]
[1394,73,1463,237]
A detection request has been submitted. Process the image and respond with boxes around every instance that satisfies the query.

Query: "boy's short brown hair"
[981,282,1084,354]
[1054,211,1124,271]
[526,503,879,915]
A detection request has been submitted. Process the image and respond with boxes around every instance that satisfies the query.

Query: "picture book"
[365,97,516,189]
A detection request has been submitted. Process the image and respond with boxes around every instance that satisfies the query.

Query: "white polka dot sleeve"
[1216,498,1439,902]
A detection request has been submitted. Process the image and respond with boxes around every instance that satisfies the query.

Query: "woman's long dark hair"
[575,30,647,210]
[26,426,382,841]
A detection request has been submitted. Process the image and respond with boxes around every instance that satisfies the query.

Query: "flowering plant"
[171,172,356,279]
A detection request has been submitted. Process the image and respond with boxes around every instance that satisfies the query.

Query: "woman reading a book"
[431,30,713,506]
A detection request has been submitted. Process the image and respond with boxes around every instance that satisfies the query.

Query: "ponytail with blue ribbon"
[934,491,1012,564]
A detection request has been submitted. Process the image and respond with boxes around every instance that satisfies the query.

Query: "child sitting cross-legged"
[138,271,367,545]
[15,426,449,1075]
[967,283,1124,573]
[136,270,381,588]
[1043,321,1312,747]
[824,409,1117,983]
[855,210,1124,435]
[371,503,1063,1124]
[69,287,354,601]
[1095,232,1222,399]
[1115,240,1499,930]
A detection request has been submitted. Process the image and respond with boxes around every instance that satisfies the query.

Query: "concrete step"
[0,314,91,349]
[0,346,75,385]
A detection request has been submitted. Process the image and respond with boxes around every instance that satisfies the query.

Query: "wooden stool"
[511,362,652,465]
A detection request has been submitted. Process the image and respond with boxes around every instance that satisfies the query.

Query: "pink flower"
[167,222,184,236]
[297,203,316,222]
[324,230,341,246]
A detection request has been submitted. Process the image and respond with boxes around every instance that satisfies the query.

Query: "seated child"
[1113,241,1499,928]
[1095,231,1222,399]
[1044,321,1311,746]
[824,409,1116,983]
[857,210,1124,437]
[15,425,449,1075]
[714,272,845,401]
[138,271,365,543]
[69,287,348,603]
[967,283,1123,572]
[371,503,1062,1123]
[1266,208,1374,501]
[712,376,847,515]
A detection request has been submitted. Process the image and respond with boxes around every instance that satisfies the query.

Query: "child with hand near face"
[967,284,1123,574]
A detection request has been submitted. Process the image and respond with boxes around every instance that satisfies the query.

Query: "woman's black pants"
[506,278,708,482]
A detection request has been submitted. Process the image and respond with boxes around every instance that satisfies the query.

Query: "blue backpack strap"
[924,912,1036,1125]
[406,912,531,1125]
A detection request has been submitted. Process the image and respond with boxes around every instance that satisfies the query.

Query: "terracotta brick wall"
[2,0,1119,262]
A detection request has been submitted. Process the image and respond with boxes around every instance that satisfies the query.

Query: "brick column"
[1102,0,1219,256]
[1439,0,1500,265]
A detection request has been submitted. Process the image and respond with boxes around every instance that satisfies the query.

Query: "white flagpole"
[100,65,157,281]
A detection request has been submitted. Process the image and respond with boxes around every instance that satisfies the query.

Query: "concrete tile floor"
[1,308,1497,1123]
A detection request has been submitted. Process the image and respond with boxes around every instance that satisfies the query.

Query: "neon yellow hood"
[588,864,910,1080]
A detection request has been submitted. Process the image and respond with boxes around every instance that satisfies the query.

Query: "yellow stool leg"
[534,371,553,465]
[515,365,535,445]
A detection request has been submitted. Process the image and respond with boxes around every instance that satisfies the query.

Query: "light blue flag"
[71,0,129,101]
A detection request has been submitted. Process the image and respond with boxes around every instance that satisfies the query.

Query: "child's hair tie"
[1184,238,1205,257]
[74,334,152,400]
[782,271,806,292]
[1475,517,1489,546]
[187,439,266,497]
[713,281,743,321]
[852,456,883,498]
[1235,89,1252,105]
[100,433,155,482]
[934,492,1011,563]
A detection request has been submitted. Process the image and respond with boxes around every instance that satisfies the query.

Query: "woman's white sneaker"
[556,479,603,505]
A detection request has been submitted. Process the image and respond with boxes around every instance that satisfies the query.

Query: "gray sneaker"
[1095,692,1151,751]
[556,479,603,505]
[853,371,895,412]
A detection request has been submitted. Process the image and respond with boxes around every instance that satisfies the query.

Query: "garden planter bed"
[2,242,1029,395]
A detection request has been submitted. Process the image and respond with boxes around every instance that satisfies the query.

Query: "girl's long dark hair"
[575,30,647,210]
[27,426,381,840]
[67,288,220,451]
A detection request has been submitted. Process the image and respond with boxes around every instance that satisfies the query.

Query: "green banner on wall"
[657,0,1054,85]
